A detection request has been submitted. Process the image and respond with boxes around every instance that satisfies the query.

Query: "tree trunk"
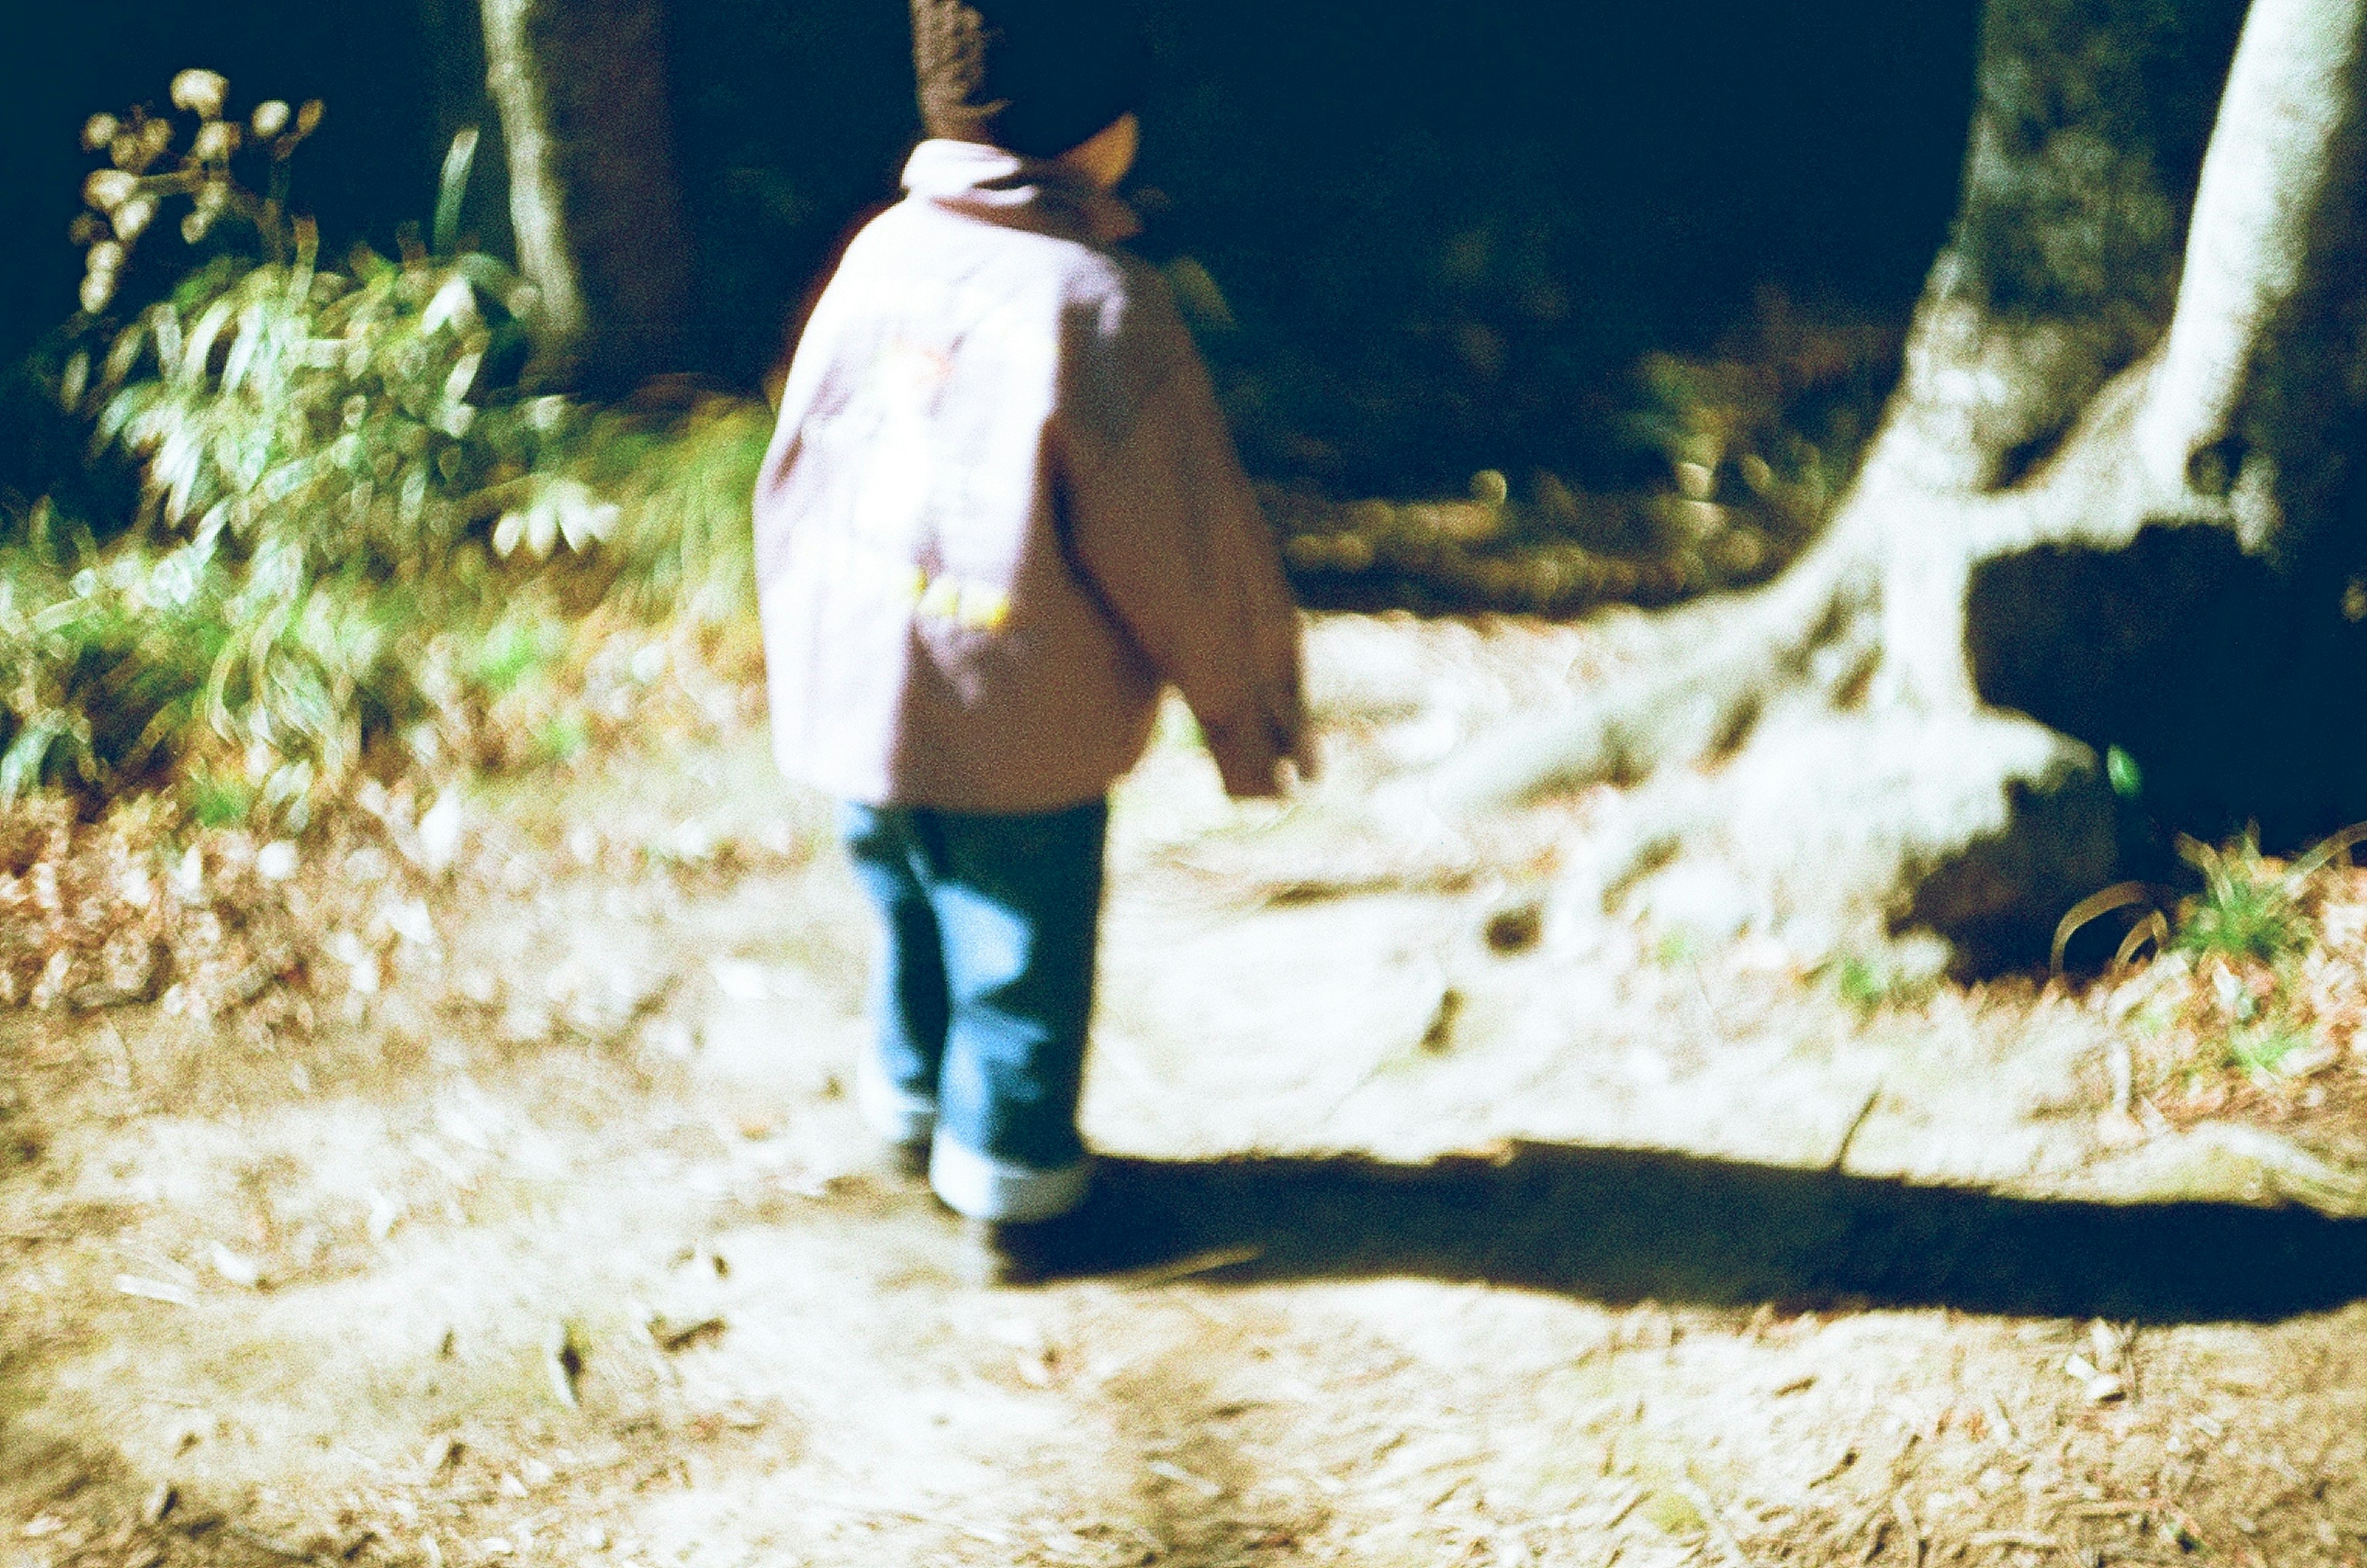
[480,0,692,392]
[1437,0,2367,973]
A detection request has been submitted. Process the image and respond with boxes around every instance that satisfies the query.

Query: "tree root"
[1524,700,2117,972]
[1412,327,2272,970]
[1424,530,1877,813]
[1407,0,2367,973]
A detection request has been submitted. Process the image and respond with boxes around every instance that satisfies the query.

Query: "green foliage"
[184,766,251,828]
[1833,955,1890,1013]
[2172,831,2312,968]
[65,79,567,590]
[1821,945,1944,1016]
[83,245,564,581]
[470,618,562,698]
[2,72,762,825]
[1651,928,1699,968]
[2106,744,2143,799]
[2223,1023,2306,1078]
[0,509,414,822]
[6,78,517,811]
[534,711,593,767]
[571,396,769,624]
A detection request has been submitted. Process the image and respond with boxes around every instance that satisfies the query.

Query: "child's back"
[756,137,1301,811]
[752,0,1302,1276]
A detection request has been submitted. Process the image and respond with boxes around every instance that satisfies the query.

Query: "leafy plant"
[2172,831,2312,967]
[568,394,770,624]
[2105,743,2143,799]
[0,73,777,1015]
[65,76,579,586]
[2224,1023,2306,1078]
[2,71,644,815]
[2058,823,2367,1111]
[1821,948,1941,1015]
[1834,955,1889,1011]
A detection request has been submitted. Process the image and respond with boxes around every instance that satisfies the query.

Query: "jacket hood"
[901,138,1142,244]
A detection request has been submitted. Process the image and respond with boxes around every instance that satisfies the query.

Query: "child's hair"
[910,0,1148,160]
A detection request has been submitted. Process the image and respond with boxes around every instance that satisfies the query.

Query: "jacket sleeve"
[1055,295,1304,799]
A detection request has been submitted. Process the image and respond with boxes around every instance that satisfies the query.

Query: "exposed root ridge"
[1431,529,1874,811]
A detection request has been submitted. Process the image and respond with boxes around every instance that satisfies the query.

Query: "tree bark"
[480,0,693,392]
[1436,0,2367,973]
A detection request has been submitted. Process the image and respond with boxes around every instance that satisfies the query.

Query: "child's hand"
[1208,711,1309,799]
[1286,725,1321,788]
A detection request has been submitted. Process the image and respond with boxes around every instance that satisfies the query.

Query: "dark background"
[3,1,1980,498]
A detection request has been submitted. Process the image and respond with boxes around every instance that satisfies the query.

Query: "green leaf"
[0,721,59,798]
[2106,744,2142,798]
[433,128,481,259]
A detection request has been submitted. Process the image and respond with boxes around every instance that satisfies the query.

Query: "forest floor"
[5,612,2367,1568]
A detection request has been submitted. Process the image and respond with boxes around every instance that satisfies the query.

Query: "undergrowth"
[1270,293,1895,616]
[0,71,769,1015]
[2064,826,2367,1120]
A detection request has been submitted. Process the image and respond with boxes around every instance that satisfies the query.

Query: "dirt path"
[5,616,2367,1568]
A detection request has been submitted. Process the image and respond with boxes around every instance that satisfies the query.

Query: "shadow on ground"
[1082,1142,2367,1324]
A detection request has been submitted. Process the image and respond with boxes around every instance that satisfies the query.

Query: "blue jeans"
[840,798,1108,1222]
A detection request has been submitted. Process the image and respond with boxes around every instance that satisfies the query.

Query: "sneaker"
[963,1178,1176,1286]
[881,1135,933,1182]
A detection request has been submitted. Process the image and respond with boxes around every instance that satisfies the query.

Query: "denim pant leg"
[924,799,1108,1222]
[839,804,952,1145]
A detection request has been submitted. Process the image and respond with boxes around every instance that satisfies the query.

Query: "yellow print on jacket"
[805,531,1010,633]
[804,295,1033,634]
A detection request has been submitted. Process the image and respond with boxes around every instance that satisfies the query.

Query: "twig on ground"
[1839,1498,1887,1558]
[1891,1493,1924,1568]
[1594,1481,1649,1530]
[1688,960,1730,1040]
[1807,1446,1861,1488]
[1829,1085,1882,1171]
[1114,1244,1265,1288]
[645,1314,726,1352]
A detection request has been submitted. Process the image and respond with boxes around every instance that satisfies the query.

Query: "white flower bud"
[192,120,239,161]
[112,196,155,242]
[81,113,120,152]
[83,169,137,211]
[250,99,290,138]
[80,270,117,314]
[88,240,125,275]
[170,69,229,120]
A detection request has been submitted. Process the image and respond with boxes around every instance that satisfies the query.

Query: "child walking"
[752,0,1306,1278]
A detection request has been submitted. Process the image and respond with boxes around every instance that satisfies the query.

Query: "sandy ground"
[5,613,2367,1568]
